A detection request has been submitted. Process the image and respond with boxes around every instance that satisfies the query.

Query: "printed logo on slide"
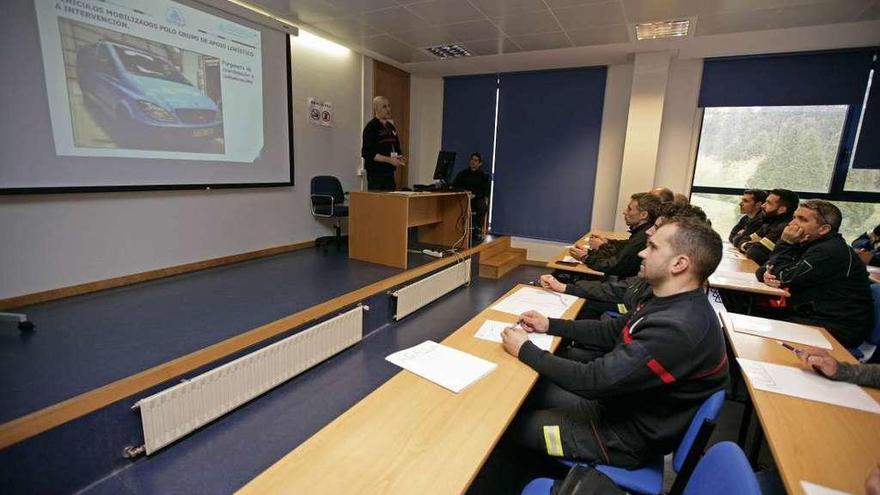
[166,7,186,27]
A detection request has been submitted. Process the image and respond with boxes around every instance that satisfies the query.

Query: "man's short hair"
[769,188,799,214]
[658,202,709,224]
[744,189,768,203]
[664,217,722,282]
[801,199,842,233]
[650,187,675,203]
[470,152,483,162]
[631,192,662,223]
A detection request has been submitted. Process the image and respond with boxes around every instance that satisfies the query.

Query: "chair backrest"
[869,283,880,346]
[682,442,761,495]
[310,176,345,206]
[672,389,726,473]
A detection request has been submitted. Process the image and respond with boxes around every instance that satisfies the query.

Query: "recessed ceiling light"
[635,19,691,40]
[425,44,472,59]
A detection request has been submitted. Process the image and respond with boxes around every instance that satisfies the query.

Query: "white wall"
[655,58,704,196]
[0,38,366,299]
[590,63,633,231]
[408,76,444,187]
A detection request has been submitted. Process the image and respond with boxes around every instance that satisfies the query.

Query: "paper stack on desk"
[724,313,832,349]
[737,358,880,414]
[386,341,497,393]
[491,286,579,318]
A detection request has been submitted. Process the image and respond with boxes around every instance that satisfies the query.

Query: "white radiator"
[392,259,471,320]
[135,306,364,455]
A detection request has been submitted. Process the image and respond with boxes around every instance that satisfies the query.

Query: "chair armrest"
[310,193,337,217]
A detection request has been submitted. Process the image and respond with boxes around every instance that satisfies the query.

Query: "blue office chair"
[849,283,880,362]
[310,176,349,251]
[523,441,760,495]
[682,442,761,495]
[558,389,726,495]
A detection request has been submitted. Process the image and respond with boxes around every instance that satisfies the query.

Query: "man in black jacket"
[452,152,491,239]
[566,192,661,280]
[729,189,767,243]
[540,202,709,319]
[756,200,874,348]
[737,188,798,265]
[501,218,728,467]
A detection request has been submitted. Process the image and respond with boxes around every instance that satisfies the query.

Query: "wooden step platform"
[479,241,527,279]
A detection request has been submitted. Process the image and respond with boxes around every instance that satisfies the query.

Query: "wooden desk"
[545,230,628,275]
[349,191,470,269]
[710,250,787,297]
[238,285,583,495]
[723,312,880,495]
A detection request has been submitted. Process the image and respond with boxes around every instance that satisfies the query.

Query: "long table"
[238,285,583,495]
[723,313,880,494]
[349,191,470,269]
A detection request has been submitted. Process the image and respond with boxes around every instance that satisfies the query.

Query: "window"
[691,104,880,243]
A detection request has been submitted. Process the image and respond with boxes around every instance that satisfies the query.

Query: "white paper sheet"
[490,286,579,318]
[386,341,497,393]
[736,358,880,414]
[474,320,554,351]
[559,256,580,264]
[800,481,852,495]
[726,313,832,349]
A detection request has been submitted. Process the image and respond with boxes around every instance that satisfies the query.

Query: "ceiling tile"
[773,0,878,26]
[361,34,433,61]
[324,0,399,14]
[390,28,459,47]
[509,31,573,51]
[554,1,627,30]
[405,0,486,25]
[362,6,434,32]
[694,9,771,35]
[469,0,548,19]
[494,10,563,36]
[310,18,382,40]
[438,19,503,41]
[566,23,631,45]
[286,0,347,22]
[621,0,703,23]
[460,37,522,55]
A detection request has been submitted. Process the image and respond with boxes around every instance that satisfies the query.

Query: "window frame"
[690,104,880,204]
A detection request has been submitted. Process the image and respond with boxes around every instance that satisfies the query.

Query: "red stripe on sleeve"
[647,359,676,383]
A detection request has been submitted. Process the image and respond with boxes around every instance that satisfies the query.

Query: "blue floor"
[78,265,546,495]
[0,247,439,423]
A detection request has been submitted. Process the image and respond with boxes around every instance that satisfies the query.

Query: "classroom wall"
[0,38,366,300]
[408,76,444,187]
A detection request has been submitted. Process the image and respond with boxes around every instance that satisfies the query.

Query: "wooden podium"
[348,191,470,269]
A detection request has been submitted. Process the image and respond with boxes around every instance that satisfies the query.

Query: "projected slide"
[34,0,264,162]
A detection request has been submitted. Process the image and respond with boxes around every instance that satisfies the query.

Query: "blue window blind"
[853,54,880,169]
[440,75,498,176]
[699,50,874,107]
[491,67,606,241]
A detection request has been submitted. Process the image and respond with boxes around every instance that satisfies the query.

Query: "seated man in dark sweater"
[756,200,874,348]
[736,188,798,265]
[729,189,767,243]
[452,152,491,239]
[500,218,728,468]
[561,192,661,283]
